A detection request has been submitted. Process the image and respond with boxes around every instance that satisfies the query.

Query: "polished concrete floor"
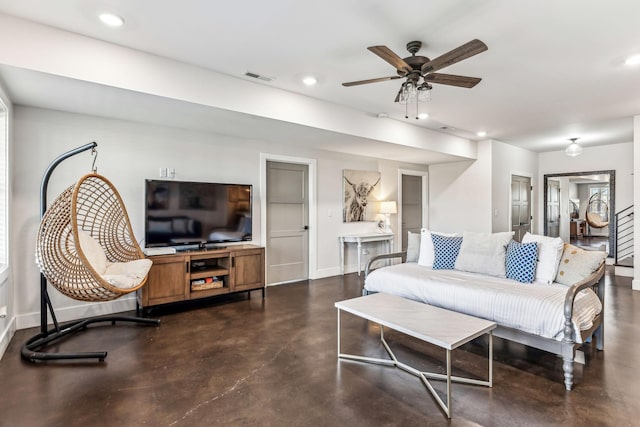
[0,267,638,426]
[570,235,609,253]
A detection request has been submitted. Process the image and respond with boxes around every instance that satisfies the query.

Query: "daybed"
[363,230,606,391]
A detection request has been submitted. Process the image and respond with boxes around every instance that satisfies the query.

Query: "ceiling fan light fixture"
[565,137,583,157]
[417,83,432,102]
[477,131,487,137]
[418,113,429,120]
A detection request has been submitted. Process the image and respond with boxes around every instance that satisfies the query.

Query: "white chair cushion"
[103,259,153,289]
[77,230,107,275]
[521,232,565,284]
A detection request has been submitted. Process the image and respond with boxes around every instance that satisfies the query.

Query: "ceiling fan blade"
[342,76,401,87]
[367,46,412,73]
[424,73,482,88]
[421,39,488,74]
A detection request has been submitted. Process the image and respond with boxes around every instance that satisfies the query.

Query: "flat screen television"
[144,179,252,247]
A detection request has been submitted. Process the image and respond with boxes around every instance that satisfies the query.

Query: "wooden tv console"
[137,245,265,314]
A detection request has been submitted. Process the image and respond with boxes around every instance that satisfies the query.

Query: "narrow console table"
[339,232,394,276]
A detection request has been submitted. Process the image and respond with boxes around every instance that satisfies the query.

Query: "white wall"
[634,116,640,291]
[11,106,429,329]
[428,139,538,235]
[537,142,634,234]
[428,140,492,233]
[0,82,13,358]
[490,140,538,233]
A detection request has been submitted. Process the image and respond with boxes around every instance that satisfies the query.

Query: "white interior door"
[266,161,309,284]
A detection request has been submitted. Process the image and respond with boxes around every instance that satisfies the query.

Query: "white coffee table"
[335,293,496,418]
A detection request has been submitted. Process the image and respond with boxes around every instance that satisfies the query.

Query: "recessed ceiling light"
[302,76,317,86]
[99,13,124,27]
[625,54,640,66]
[477,131,487,137]
[417,113,429,120]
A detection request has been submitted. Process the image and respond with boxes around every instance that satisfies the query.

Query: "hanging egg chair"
[36,173,150,301]
[22,143,159,362]
[585,192,609,229]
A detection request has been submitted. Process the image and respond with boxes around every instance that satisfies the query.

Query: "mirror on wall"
[543,170,615,257]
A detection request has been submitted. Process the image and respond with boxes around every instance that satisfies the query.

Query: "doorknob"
[303,225,309,230]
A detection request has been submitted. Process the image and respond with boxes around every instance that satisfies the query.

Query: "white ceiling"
[0,0,638,154]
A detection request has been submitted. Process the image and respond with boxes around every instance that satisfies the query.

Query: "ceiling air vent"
[244,71,274,82]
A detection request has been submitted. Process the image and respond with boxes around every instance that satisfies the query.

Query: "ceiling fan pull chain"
[405,97,408,119]
[415,97,419,120]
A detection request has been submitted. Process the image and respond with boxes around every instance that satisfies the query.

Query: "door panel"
[267,161,309,284]
[269,204,305,230]
[547,180,560,238]
[510,175,531,242]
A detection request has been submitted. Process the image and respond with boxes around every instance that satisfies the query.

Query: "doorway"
[262,156,316,285]
[266,161,309,284]
[543,170,615,257]
[398,169,428,251]
[546,179,560,238]
[511,175,532,242]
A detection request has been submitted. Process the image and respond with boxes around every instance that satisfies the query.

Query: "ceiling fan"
[342,39,488,112]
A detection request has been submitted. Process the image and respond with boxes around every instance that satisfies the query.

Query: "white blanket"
[364,263,602,343]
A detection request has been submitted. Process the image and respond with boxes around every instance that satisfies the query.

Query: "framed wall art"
[342,169,381,222]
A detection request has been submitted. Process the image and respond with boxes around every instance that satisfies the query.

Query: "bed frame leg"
[593,323,604,351]
[562,357,574,391]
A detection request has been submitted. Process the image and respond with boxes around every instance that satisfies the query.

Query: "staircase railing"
[615,205,633,266]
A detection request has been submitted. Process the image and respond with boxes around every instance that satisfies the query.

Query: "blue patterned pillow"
[505,241,538,283]
[431,234,463,270]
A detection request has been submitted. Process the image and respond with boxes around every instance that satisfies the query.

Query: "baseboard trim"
[0,315,17,360]
[313,267,342,279]
[15,296,137,330]
[615,266,634,277]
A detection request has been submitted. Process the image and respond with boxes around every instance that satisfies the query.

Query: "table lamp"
[379,201,397,233]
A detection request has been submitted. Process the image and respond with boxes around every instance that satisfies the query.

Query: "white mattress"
[364,263,602,343]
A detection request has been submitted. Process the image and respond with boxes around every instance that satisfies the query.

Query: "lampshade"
[565,138,582,157]
[379,201,397,215]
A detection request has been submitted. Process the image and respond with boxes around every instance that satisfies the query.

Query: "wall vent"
[244,71,274,82]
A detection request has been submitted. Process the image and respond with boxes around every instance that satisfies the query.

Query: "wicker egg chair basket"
[36,173,147,302]
[586,211,609,229]
[585,192,610,229]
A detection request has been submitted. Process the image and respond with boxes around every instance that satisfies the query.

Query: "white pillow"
[417,228,459,267]
[521,232,565,284]
[454,231,513,277]
[406,231,421,263]
[77,230,107,275]
[104,259,153,289]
